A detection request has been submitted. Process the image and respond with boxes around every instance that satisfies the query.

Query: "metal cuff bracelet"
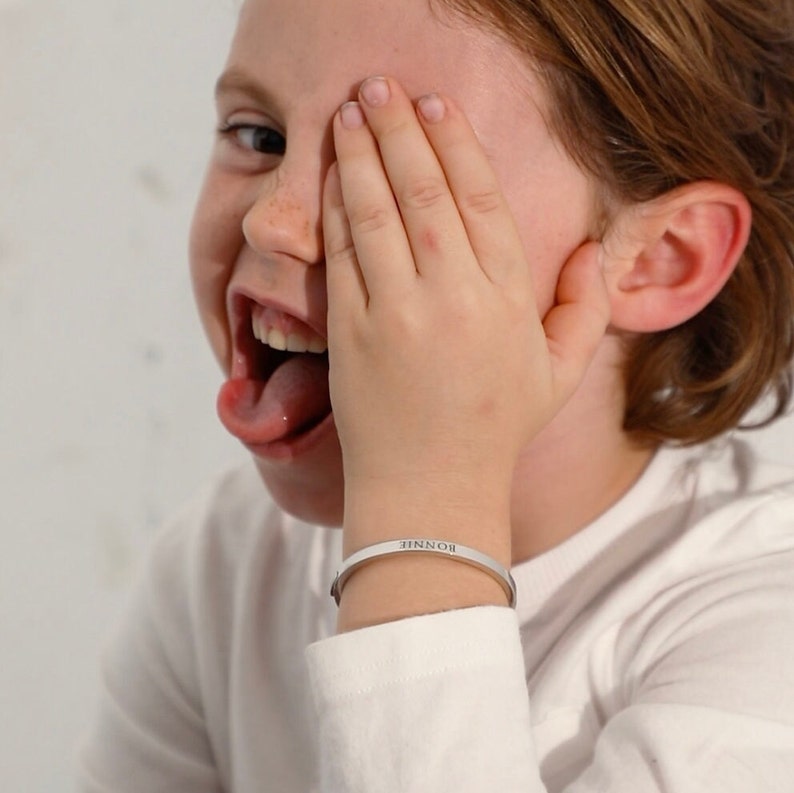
[330,538,517,608]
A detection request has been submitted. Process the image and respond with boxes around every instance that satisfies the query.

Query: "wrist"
[341,474,513,559]
[337,483,513,631]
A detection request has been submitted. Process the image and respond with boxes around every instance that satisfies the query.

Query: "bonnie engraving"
[399,540,457,553]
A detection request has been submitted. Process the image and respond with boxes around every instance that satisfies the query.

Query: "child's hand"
[323,76,609,560]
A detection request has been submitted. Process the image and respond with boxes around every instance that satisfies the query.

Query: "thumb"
[542,241,611,403]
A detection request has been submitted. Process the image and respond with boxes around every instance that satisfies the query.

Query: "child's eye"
[219,123,286,156]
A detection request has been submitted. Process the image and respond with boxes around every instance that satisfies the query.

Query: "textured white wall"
[1,1,793,791]
[0,1,242,790]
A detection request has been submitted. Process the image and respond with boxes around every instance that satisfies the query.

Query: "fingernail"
[417,93,445,123]
[340,101,365,129]
[360,76,390,107]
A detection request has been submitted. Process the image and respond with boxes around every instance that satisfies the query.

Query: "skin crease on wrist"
[190,0,749,630]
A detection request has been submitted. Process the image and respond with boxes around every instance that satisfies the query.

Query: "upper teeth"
[252,316,327,354]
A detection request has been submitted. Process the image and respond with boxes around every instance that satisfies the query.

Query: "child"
[79,0,794,790]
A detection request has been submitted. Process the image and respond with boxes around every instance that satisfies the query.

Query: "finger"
[356,76,475,280]
[415,92,527,288]
[323,161,368,314]
[542,242,611,400]
[332,101,416,299]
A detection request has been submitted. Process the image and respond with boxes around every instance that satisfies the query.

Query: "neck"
[509,337,656,565]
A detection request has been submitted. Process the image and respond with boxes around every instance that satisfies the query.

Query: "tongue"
[217,355,331,446]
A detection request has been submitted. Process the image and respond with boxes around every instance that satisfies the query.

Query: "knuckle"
[348,203,392,234]
[399,176,448,210]
[461,187,503,216]
[384,307,419,338]
[328,246,359,271]
[324,232,357,264]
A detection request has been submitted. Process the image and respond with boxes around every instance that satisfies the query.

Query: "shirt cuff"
[306,606,542,793]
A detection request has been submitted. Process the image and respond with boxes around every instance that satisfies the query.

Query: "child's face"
[190,0,600,526]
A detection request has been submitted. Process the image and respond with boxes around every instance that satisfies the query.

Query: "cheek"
[502,167,598,317]
[189,170,247,373]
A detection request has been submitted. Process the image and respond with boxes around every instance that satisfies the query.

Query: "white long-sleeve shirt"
[78,438,794,791]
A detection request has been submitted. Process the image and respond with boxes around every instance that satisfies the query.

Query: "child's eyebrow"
[214,67,275,108]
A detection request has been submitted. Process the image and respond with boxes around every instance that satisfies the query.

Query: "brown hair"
[441,0,794,444]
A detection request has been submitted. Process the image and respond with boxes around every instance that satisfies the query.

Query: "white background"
[1,1,242,790]
[1,1,792,790]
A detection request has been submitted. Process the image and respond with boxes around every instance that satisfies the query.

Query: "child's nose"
[242,172,323,266]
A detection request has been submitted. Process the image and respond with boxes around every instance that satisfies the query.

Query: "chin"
[253,456,345,528]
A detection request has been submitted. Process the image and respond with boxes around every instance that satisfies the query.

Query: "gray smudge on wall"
[135,166,172,203]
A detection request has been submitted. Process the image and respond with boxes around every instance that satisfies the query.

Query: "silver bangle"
[330,538,517,608]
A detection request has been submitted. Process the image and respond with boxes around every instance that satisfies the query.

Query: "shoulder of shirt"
[675,437,794,550]
[608,436,794,560]
[515,436,794,615]
[611,441,794,697]
[611,438,794,639]
[138,460,339,603]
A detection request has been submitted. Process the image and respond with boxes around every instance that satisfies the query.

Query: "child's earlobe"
[603,181,752,333]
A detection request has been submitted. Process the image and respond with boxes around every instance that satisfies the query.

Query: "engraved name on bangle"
[398,539,457,552]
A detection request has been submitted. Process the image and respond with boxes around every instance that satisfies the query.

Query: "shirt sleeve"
[76,522,224,793]
[306,607,545,793]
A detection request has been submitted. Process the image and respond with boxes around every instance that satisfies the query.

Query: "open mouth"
[216,297,332,448]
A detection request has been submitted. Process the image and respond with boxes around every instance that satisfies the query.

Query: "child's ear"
[601,182,752,332]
